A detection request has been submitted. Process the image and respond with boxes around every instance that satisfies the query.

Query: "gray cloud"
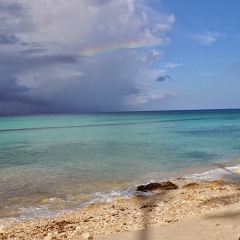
[156,75,172,82]
[89,0,113,5]
[0,2,25,16]
[20,48,46,55]
[46,54,141,113]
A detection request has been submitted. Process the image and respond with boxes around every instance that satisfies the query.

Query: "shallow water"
[0,109,240,220]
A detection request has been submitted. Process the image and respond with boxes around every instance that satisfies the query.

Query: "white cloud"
[157,14,175,31]
[197,72,216,76]
[161,62,186,68]
[191,30,221,45]
[140,49,162,64]
[124,88,178,106]
[13,0,171,52]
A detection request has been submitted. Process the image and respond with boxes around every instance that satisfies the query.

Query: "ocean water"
[0,109,240,221]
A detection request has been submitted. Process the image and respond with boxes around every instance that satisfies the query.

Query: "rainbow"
[79,39,164,57]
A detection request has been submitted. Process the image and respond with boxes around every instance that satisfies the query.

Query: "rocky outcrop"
[137,181,178,192]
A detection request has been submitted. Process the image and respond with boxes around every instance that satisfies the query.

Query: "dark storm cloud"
[0,52,81,110]
[0,53,81,75]
[0,76,46,105]
[156,75,172,82]
[0,77,31,94]
[0,32,20,44]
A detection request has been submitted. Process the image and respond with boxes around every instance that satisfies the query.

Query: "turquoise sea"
[0,109,240,221]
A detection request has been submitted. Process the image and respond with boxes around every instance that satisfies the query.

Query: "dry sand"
[94,202,240,240]
[0,180,240,240]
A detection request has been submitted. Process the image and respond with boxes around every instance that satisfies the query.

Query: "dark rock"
[137,181,178,192]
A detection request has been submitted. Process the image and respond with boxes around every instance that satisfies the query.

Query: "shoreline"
[1,162,240,223]
[1,178,240,239]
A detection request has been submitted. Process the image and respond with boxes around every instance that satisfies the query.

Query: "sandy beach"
[94,201,240,240]
[0,179,240,240]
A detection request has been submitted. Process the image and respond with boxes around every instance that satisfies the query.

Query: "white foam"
[184,164,240,181]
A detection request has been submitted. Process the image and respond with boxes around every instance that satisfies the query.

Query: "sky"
[0,0,240,115]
